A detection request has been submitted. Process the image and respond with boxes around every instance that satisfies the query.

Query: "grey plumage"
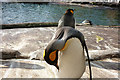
[58,9,75,28]
[54,27,85,49]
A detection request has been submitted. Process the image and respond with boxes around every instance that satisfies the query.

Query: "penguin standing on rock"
[43,9,92,79]
[58,9,75,28]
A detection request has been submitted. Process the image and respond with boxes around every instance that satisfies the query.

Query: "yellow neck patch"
[49,51,56,61]
[43,50,45,58]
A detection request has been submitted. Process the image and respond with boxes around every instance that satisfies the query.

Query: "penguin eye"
[49,50,57,61]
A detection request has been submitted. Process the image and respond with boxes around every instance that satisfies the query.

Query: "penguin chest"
[57,38,86,78]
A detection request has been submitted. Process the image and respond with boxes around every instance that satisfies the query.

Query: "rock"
[88,49,120,61]
[82,20,92,25]
[1,22,57,29]
[0,25,119,79]
[76,26,119,50]
[0,49,21,59]
[0,58,119,78]
[85,58,119,78]
[29,49,44,60]
[0,26,119,60]
[1,27,56,59]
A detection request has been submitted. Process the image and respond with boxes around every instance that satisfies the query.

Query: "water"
[2,2,120,26]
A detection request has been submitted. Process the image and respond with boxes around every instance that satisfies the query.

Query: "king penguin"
[43,27,91,79]
[43,9,92,79]
[58,9,75,28]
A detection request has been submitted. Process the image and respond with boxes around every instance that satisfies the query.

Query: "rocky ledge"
[0,25,120,79]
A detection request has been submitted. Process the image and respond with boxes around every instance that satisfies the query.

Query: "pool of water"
[2,2,120,26]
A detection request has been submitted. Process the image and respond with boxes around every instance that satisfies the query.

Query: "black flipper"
[84,41,92,80]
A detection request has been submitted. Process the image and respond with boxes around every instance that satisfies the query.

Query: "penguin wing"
[58,16,64,28]
[54,28,64,39]
[54,27,85,48]
[63,27,85,49]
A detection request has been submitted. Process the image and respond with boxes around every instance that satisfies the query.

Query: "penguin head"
[43,48,59,70]
[43,39,66,70]
[65,9,74,15]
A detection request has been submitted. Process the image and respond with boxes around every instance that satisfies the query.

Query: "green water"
[2,2,120,26]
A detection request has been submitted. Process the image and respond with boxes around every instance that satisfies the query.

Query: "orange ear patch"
[70,10,74,14]
[49,51,56,61]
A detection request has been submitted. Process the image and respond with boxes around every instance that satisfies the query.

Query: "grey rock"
[0,25,119,79]
[82,20,92,25]
[0,26,119,60]
[0,58,119,78]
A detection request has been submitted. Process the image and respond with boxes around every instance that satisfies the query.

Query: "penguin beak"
[55,63,59,71]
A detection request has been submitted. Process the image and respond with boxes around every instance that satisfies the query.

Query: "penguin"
[43,27,92,79]
[58,9,76,28]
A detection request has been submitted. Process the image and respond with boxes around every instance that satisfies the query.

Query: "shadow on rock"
[0,60,45,70]
[0,49,29,59]
[90,60,120,71]
[0,50,21,59]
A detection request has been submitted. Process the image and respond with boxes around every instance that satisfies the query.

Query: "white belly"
[56,38,86,78]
